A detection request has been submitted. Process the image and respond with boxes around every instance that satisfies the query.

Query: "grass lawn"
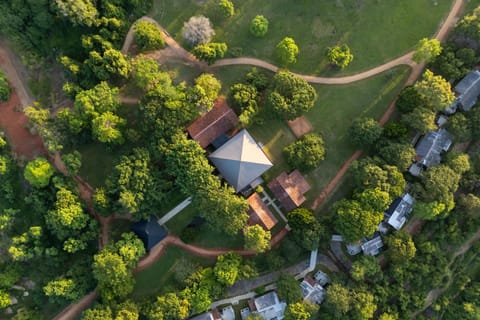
[150,0,452,75]
[76,142,116,188]
[132,246,214,299]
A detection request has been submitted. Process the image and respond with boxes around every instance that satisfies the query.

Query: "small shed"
[187,98,239,149]
[247,193,278,230]
[130,216,168,251]
[267,170,311,212]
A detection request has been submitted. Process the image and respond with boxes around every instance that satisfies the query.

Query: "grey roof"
[254,292,279,312]
[209,129,273,192]
[386,193,415,230]
[130,216,168,251]
[415,128,453,168]
[361,236,383,256]
[455,70,480,111]
[189,313,214,320]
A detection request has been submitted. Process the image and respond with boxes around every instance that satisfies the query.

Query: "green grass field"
[151,0,452,75]
[212,64,409,210]
[132,246,214,299]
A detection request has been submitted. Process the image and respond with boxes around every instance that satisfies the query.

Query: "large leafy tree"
[133,21,164,51]
[413,69,455,111]
[250,15,269,37]
[192,73,221,113]
[244,225,271,253]
[54,0,98,27]
[182,15,214,46]
[268,71,317,120]
[334,199,384,242]
[385,231,416,264]
[284,133,325,171]
[213,253,242,286]
[74,81,121,119]
[327,44,354,68]
[276,37,299,65]
[277,274,302,303]
[86,48,131,81]
[413,38,442,63]
[192,42,228,65]
[287,208,325,250]
[92,251,134,302]
[401,107,437,134]
[147,292,190,320]
[379,142,416,171]
[325,283,352,316]
[284,302,318,320]
[91,111,126,144]
[24,157,55,188]
[349,117,383,148]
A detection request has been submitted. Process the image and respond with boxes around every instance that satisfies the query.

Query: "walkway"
[157,196,192,225]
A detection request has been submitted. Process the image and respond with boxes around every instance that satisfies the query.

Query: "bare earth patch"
[287,116,313,138]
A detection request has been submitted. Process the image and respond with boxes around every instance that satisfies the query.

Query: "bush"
[0,70,11,102]
[327,44,354,69]
[349,117,383,148]
[182,15,215,46]
[218,0,235,18]
[276,37,299,65]
[192,42,228,64]
[250,15,269,37]
[133,21,165,51]
[284,133,326,171]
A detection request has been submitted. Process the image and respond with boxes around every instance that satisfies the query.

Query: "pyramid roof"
[209,129,272,192]
[131,216,168,251]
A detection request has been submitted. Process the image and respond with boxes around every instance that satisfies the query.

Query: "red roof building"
[247,193,278,230]
[187,98,239,148]
[267,170,311,212]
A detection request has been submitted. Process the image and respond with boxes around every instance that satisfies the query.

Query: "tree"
[54,0,98,27]
[61,151,82,176]
[193,73,221,113]
[46,188,89,240]
[134,21,165,51]
[43,278,81,302]
[349,117,383,148]
[325,283,352,316]
[182,16,215,46]
[284,302,318,320]
[432,45,476,81]
[350,255,382,282]
[268,71,317,120]
[114,232,146,269]
[385,231,416,264]
[24,157,54,188]
[287,208,325,250]
[333,199,383,242]
[250,15,268,37]
[447,153,471,175]
[350,159,405,198]
[353,188,391,212]
[396,86,425,113]
[82,306,113,320]
[458,193,480,215]
[401,107,437,134]
[277,274,302,303]
[284,133,325,171]
[0,290,10,308]
[327,44,354,69]
[230,83,259,126]
[383,121,409,140]
[351,290,377,320]
[414,69,455,111]
[147,293,190,320]
[87,48,131,81]
[413,38,442,63]
[276,37,299,65]
[0,70,11,102]
[413,201,448,220]
[422,164,461,207]
[92,251,134,302]
[132,57,163,90]
[448,113,472,142]
[244,225,271,253]
[74,81,121,119]
[217,0,235,18]
[379,142,416,171]
[91,111,126,144]
[9,226,44,262]
[213,253,242,286]
[192,42,228,64]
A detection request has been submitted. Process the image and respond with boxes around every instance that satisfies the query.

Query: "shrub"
[133,21,165,51]
[192,42,227,64]
[0,70,11,102]
[218,0,235,18]
[276,37,299,65]
[284,133,325,171]
[250,15,269,37]
[327,44,354,69]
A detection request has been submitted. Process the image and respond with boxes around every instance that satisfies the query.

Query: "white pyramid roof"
[209,129,273,192]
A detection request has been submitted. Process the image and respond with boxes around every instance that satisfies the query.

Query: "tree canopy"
[182,15,214,46]
[327,44,354,68]
[250,15,269,37]
[24,157,55,188]
[413,69,455,111]
[349,117,383,148]
[413,38,442,63]
[134,21,165,51]
[276,37,299,65]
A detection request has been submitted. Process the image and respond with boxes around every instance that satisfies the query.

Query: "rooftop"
[187,98,239,148]
[130,216,168,251]
[267,170,311,212]
[455,70,480,111]
[361,236,384,256]
[300,277,325,305]
[414,128,452,168]
[386,193,415,230]
[247,193,278,230]
[209,129,273,192]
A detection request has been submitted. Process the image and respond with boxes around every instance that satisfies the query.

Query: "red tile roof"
[187,97,239,148]
[247,193,278,230]
[267,170,311,212]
